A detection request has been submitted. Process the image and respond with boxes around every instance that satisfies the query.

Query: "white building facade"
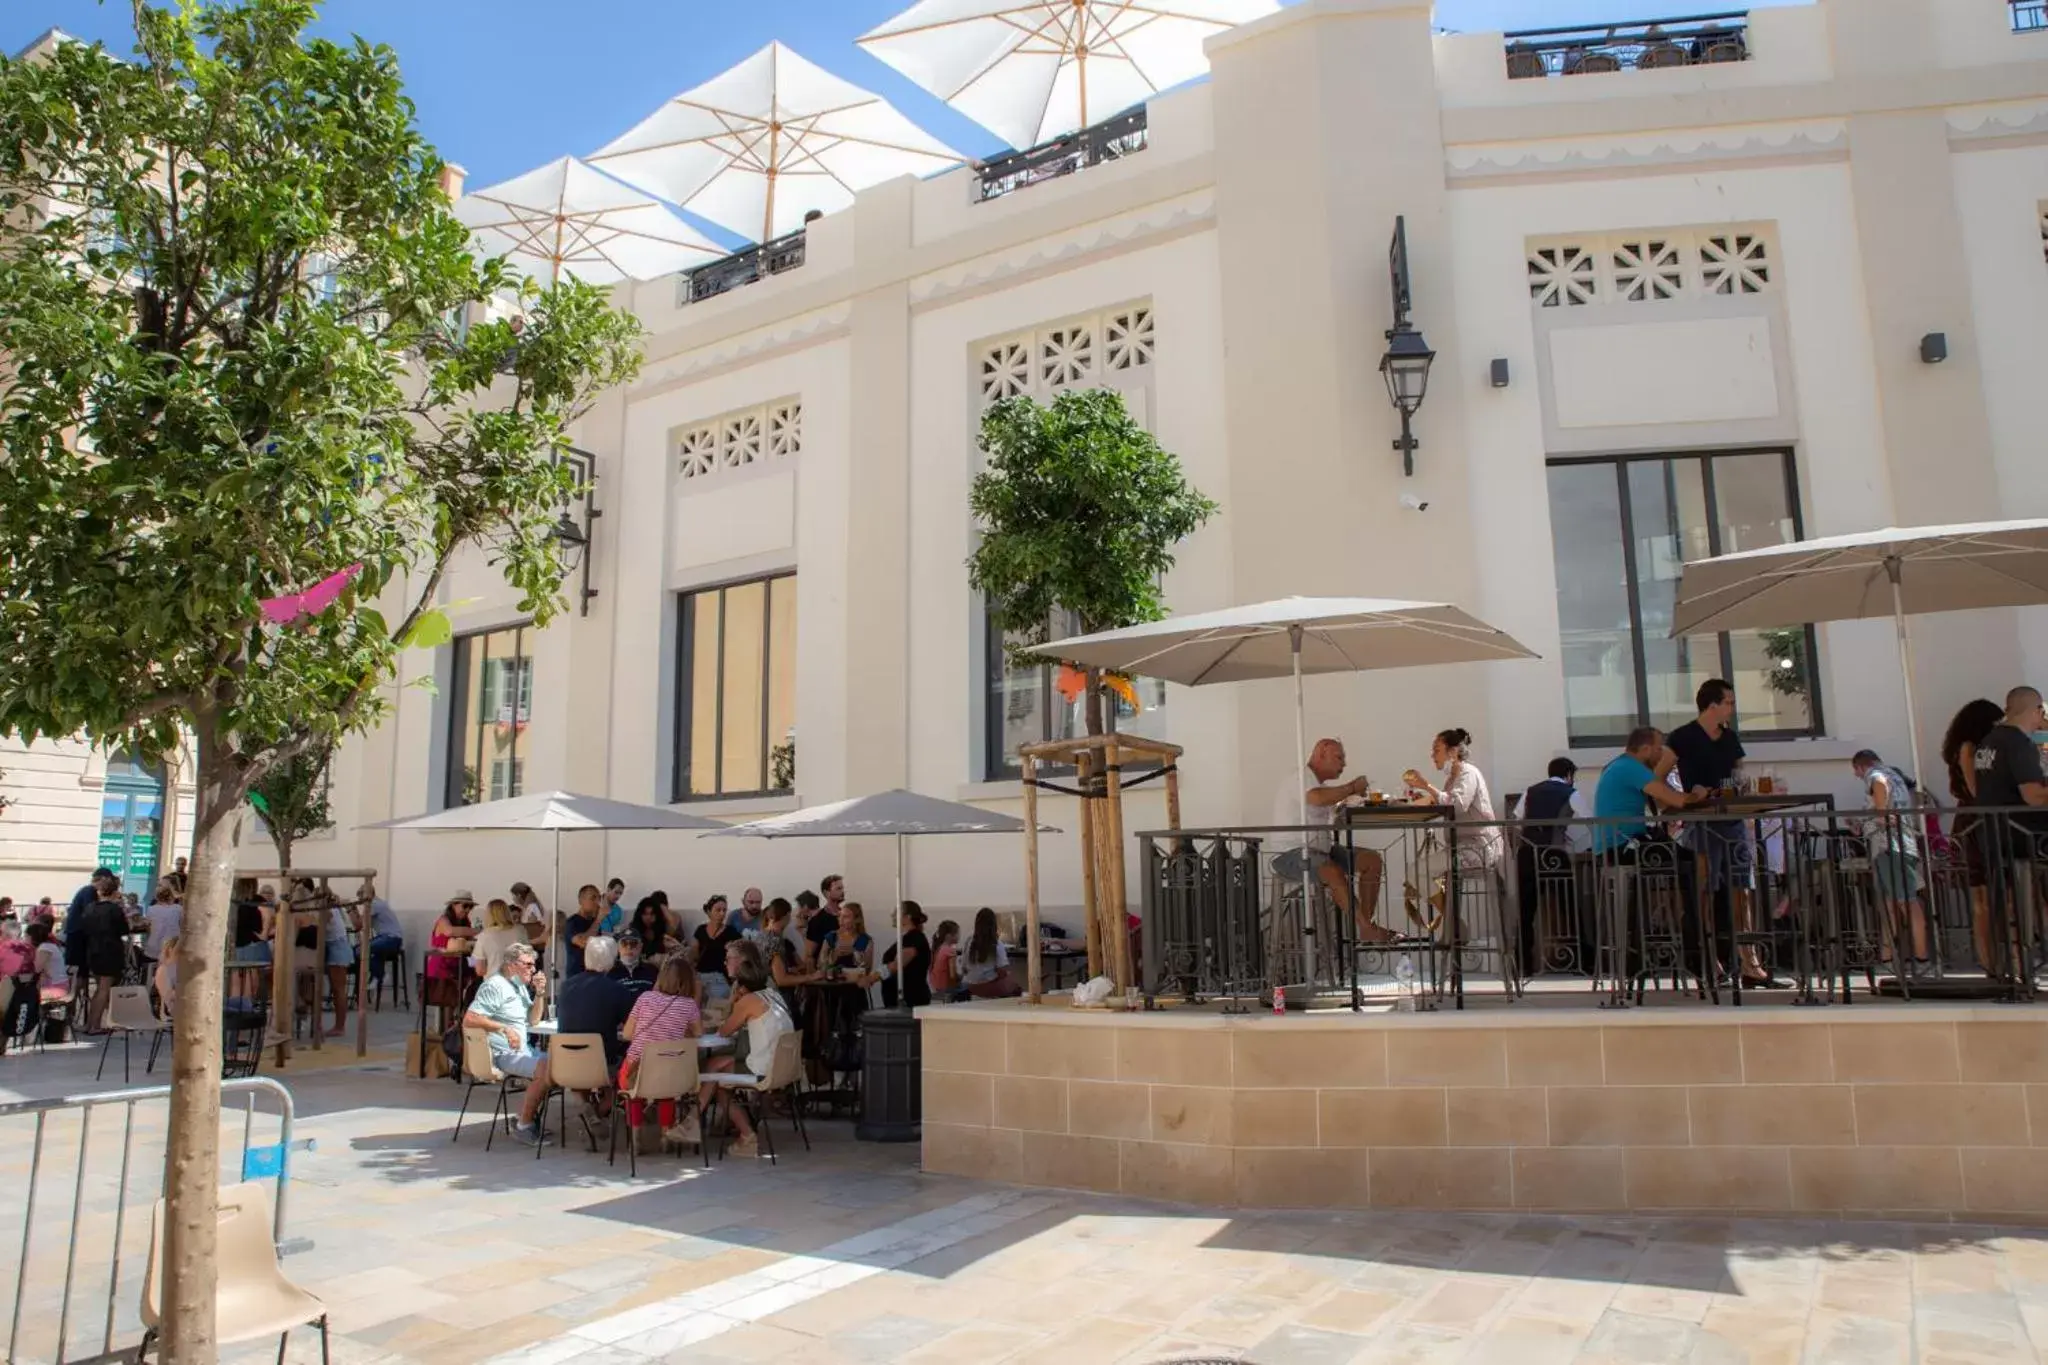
[10,0,2048,936]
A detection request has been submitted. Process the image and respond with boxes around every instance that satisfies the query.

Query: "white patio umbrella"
[1671,518,2048,782]
[453,156,724,284]
[1043,598,1538,982]
[858,0,1279,150]
[589,41,964,244]
[364,791,727,1018]
[701,788,1058,954]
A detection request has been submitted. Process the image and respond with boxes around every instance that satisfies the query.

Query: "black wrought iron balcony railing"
[975,105,1149,204]
[2016,0,2048,34]
[676,228,808,306]
[1503,11,1750,79]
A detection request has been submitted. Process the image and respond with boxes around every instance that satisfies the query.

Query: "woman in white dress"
[1404,727,1508,945]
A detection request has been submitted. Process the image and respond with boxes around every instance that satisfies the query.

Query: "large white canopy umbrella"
[858,0,1279,150]
[703,789,1057,959]
[364,791,726,1021]
[589,41,964,244]
[1044,598,1538,984]
[453,156,723,284]
[1671,518,2048,781]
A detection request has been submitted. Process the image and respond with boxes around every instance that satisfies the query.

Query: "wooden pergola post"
[1023,753,1043,1003]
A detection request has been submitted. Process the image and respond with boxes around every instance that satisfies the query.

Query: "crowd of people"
[1276,675,2048,988]
[0,857,193,1047]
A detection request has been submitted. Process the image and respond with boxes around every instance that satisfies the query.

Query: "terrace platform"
[918,989,2048,1222]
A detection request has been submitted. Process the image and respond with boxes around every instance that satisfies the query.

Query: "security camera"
[1400,492,1430,513]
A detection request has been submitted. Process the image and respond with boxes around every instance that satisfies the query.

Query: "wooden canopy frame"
[238,867,378,1061]
[1018,733,1183,1002]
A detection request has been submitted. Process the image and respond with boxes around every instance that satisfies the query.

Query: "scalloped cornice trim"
[907,191,1216,307]
[1447,120,1848,179]
[1947,100,2048,141]
[632,303,852,395]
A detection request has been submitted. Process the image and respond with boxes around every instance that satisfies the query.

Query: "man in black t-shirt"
[1666,679,1769,986]
[563,883,602,977]
[1976,687,2048,838]
[559,935,633,1067]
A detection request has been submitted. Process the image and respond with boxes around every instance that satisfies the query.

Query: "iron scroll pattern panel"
[1143,834,1268,1007]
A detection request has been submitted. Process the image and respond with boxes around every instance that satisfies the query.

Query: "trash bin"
[855,1006,920,1142]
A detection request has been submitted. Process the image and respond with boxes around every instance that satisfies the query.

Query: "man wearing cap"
[608,932,658,999]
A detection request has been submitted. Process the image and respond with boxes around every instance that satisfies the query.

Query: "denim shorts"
[325,938,355,968]
[496,1046,542,1079]
[1273,845,1355,881]
[233,942,272,965]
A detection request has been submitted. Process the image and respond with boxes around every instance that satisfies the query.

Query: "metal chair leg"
[95,1028,113,1081]
[319,1315,331,1365]
[454,1079,478,1143]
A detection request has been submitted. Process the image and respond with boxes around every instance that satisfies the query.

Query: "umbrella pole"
[1292,626,1313,1008]
[894,831,905,990]
[1888,557,1928,784]
[549,827,561,1021]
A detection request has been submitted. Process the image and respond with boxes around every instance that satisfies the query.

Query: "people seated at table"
[961,908,1021,998]
[895,902,932,1009]
[1404,727,1508,941]
[563,884,603,977]
[1592,727,1694,855]
[754,901,818,992]
[648,890,676,941]
[620,956,703,1144]
[609,932,660,998]
[699,946,793,1159]
[559,935,633,1069]
[426,891,479,1028]
[929,919,964,1001]
[0,921,37,1043]
[463,943,553,1148]
[693,896,745,998]
[1273,738,1396,946]
[470,898,527,979]
[1942,697,2005,974]
[509,881,550,958]
[27,921,64,1003]
[821,902,876,980]
[626,897,677,959]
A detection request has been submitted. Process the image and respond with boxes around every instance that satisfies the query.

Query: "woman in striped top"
[618,956,701,1133]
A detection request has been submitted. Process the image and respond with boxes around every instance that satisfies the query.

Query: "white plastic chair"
[706,1030,808,1165]
[97,985,170,1082]
[136,1181,328,1363]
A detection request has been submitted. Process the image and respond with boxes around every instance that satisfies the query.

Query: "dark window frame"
[443,623,534,809]
[1546,446,1824,748]
[672,572,797,803]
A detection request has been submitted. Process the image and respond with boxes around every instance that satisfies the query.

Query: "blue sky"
[5,1,1811,186]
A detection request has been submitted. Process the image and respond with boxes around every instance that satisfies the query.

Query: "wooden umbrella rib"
[936,4,1080,104]
[860,2,1068,43]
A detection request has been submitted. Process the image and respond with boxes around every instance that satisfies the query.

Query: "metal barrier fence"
[0,1076,305,1365]
[1138,804,2048,1013]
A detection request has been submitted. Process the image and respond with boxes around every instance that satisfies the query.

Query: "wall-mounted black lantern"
[551,446,601,616]
[1381,215,1437,477]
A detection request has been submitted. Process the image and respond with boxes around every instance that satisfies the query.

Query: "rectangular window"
[446,624,534,808]
[983,609,1169,780]
[674,574,797,799]
[1545,449,1821,746]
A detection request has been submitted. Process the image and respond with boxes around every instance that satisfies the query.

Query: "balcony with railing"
[2017,0,2048,33]
[1502,11,1750,79]
[974,105,1149,204]
[675,227,808,307]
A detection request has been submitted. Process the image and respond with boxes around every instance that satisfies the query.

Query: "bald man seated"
[1273,738,1395,945]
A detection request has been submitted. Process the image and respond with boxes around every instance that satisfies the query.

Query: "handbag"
[620,994,692,1088]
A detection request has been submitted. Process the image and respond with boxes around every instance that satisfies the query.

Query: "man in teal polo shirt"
[1593,727,1692,855]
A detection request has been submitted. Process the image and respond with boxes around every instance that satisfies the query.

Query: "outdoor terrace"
[674,225,809,306]
[1502,10,1751,79]
[973,105,1150,204]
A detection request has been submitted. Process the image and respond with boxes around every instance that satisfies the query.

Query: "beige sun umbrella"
[858,0,1279,151]
[453,156,723,285]
[588,41,964,244]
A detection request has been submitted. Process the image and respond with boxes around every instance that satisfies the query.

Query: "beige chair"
[707,1031,808,1165]
[97,985,170,1083]
[137,1181,327,1364]
[613,1038,702,1176]
[544,1031,614,1154]
[453,1025,532,1153]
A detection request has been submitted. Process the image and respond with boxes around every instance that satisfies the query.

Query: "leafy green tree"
[968,387,1217,738]
[248,738,334,888]
[0,3,640,1355]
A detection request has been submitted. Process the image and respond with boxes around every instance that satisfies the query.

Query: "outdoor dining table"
[527,1018,730,1051]
[1335,802,1460,1007]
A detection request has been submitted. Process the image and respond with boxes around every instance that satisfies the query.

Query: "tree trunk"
[160,714,238,1362]
[1083,666,1105,738]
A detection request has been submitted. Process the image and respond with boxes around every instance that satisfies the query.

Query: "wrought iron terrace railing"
[676,227,808,306]
[1503,11,1751,79]
[2016,0,2048,33]
[1137,803,2048,1013]
[975,105,1149,203]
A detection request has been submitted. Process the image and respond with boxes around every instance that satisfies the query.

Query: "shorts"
[1874,849,1922,901]
[496,1046,542,1079]
[234,942,272,965]
[325,938,355,968]
[1273,844,1356,880]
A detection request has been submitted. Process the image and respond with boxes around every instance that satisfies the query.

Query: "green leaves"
[967,387,1218,662]
[0,0,642,801]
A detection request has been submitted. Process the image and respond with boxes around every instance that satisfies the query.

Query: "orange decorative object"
[1104,673,1141,713]
[1055,665,1087,703]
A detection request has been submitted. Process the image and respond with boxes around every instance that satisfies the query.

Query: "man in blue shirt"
[1593,727,1692,855]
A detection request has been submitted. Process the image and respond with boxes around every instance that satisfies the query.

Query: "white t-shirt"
[1273,768,1344,853]
[33,942,62,992]
[961,939,1010,986]
[471,925,526,977]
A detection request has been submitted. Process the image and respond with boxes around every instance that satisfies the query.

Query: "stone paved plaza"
[7,1009,2048,1364]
